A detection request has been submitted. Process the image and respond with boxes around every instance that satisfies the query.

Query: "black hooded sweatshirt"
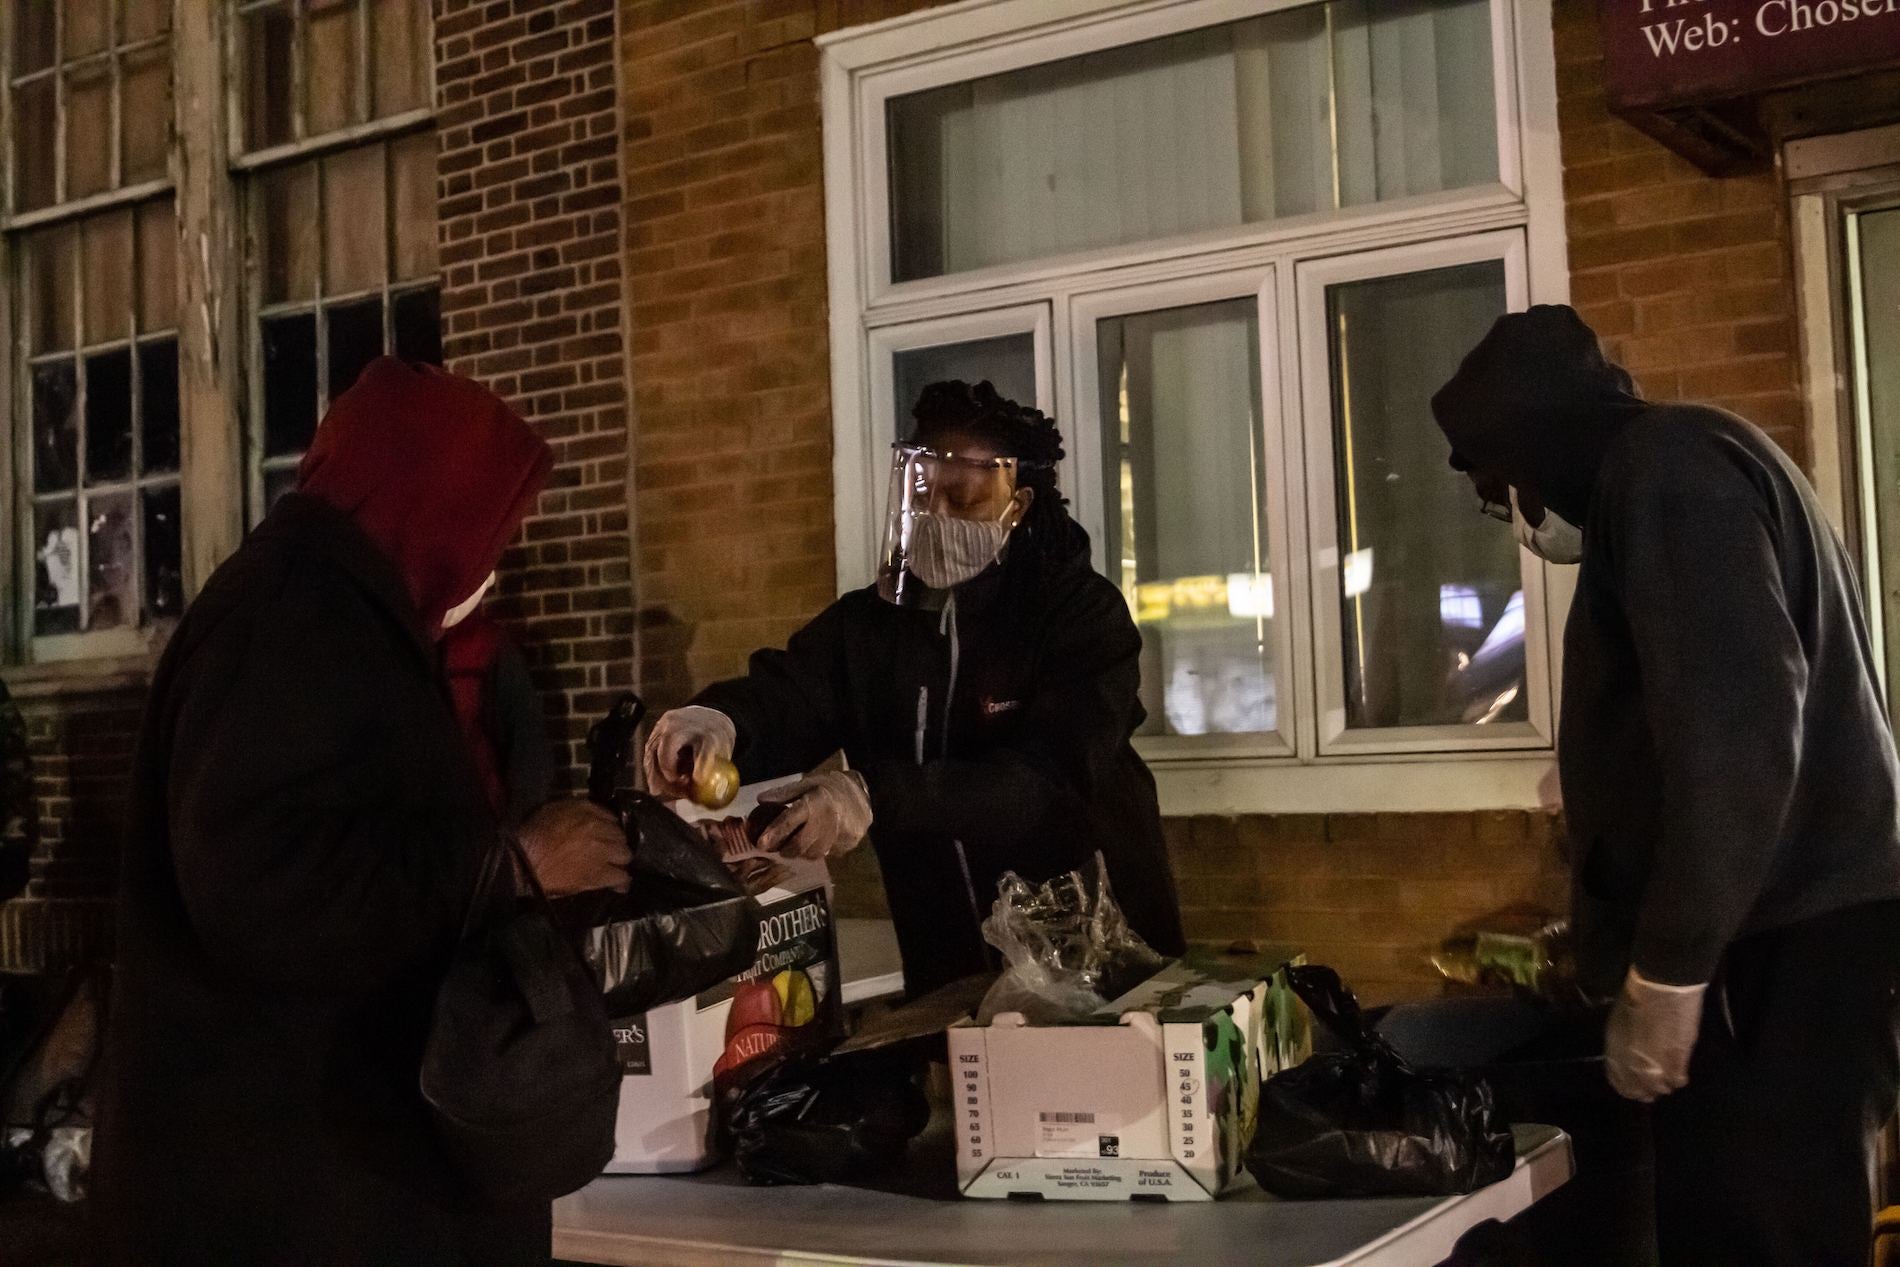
[1434,306,1900,995]
[693,517,1186,997]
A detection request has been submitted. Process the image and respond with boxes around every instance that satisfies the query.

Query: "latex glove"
[755,771,873,862]
[1603,967,1707,1102]
[641,706,736,802]
[516,798,630,897]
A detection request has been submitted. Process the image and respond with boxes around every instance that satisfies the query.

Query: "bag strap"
[455,830,517,945]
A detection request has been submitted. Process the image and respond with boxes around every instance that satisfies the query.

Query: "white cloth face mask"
[1512,488,1583,565]
[907,514,1010,590]
[441,571,497,630]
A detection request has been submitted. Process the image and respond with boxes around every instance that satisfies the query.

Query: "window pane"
[15,76,57,212]
[886,0,1497,282]
[323,144,387,294]
[245,3,296,152]
[14,1,56,74]
[892,334,1036,436]
[327,297,383,400]
[142,484,183,621]
[34,500,81,636]
[64,0,110,59]
[87,493,137,631]
[122,45,172,186]
[83,208,134,345]
[263,311,318,457]
[32,360,79,493]
[307,0,364,137]
[137,199,176,332]
[263,466,300,514]
[25,225,76,352]
[121,0,171,44]
[139,338,180,473]
[85,348,134,483]
[370,0,431,117]
[390,129,438,281]
[1331,0,1499,207]
[258,160,319,304]
[392,286,442,365]
[1098,298,1274,737]
[66,63,113,200]
[1327,260,1522,731]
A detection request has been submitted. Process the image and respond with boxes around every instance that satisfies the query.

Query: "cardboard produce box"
[949,955,1308,1202]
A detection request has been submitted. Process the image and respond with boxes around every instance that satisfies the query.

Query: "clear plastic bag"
[975,853,1164,1024]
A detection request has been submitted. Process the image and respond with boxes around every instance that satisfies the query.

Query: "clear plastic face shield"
[877,442,1029,606]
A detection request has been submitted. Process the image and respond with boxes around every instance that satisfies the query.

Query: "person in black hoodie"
[643,381,1185,998]
[1432,306,1900,1267]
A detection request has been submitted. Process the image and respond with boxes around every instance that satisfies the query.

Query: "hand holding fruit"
[641,706,739,807]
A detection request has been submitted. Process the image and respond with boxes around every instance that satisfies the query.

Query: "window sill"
[2,652,158,700]
[1151,751,1560,816]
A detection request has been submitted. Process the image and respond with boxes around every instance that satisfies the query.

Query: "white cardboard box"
[949,957,1308,1202]
[604,781,841,1174]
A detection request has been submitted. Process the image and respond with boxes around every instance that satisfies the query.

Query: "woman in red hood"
[95,358,627,1266]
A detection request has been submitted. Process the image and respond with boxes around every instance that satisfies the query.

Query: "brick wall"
[1552,0,1805,459]
[435,0,637,777]
[619,0,943,706]
[832,813,1570,1005]
[0,685,141,972]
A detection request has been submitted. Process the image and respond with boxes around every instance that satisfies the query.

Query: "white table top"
[835,917,904,1007]
[553,1125,1572,1267]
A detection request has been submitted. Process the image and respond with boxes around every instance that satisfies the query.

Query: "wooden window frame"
[0,1,435,675]
[239,126,442,525]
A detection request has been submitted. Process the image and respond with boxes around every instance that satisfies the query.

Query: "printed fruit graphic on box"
[705,888,841,1086]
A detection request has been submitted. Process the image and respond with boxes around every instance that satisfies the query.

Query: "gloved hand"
[642,706,736,802]
[754,771,873,862]
[1603,967,1708,1102]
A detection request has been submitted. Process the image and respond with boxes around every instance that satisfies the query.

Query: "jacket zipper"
[914,686,928,766]
[936,595,984,940]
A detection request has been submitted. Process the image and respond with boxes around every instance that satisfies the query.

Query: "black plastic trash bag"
[552,694,761,1016]
[728,1050,931,1187]
[1244,965,1515,1200]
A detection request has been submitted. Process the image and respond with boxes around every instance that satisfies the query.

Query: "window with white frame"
[821,0,1570,810]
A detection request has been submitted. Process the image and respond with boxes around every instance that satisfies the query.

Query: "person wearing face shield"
[95,359,632,1266]
[644,380,1185,998]
[1433,307,1900,1267]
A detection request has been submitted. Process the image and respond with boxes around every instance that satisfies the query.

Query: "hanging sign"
[1601,0,1900,111]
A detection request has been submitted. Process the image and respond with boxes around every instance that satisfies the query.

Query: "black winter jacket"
[94,496,547,1265]
[695,520,1185,997]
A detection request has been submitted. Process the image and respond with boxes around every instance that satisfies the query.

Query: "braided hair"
[908,380,1070,566]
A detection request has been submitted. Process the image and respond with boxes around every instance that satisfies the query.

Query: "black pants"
[1653,900,1900,1267]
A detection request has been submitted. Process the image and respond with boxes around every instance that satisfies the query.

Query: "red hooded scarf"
[297,358,552,811]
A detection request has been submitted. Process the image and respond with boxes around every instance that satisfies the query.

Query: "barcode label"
[1037,1108,1116,1159]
